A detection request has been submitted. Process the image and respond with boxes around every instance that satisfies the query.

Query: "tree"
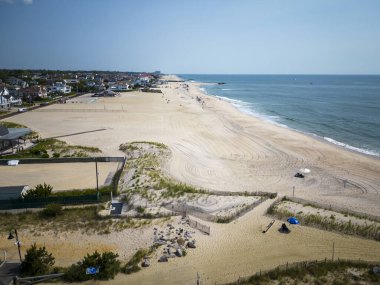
[23,183,53,198]
[21,243,55,276]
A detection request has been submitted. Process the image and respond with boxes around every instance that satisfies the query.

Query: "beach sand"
[2,75,380,284]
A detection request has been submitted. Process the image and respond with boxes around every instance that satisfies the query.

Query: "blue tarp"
[287,217,300,224]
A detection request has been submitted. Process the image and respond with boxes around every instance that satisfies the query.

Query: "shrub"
[136,206,145,213]
[122,249,147,275]
[63,251,120,282]
[40,204,63,218]
[23,183,53,198]
[21,243,55,276]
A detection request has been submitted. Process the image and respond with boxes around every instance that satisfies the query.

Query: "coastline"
[163,74,380,216]
[181,75,380,160]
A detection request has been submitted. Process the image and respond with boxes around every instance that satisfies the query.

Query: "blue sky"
[0,0,379,74]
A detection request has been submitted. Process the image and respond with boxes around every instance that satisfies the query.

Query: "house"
[50,82,71,94]
[0,86,10,109]
[64,79,79,84]
[7,77,28,88]
[19,86,48,101]
[86,81,96,87]
[109,82,130,92]
[8,86,21,98]
[0,186,29,200]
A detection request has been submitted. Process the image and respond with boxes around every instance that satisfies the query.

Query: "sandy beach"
[2,75,380,284]
[6,75,380,215]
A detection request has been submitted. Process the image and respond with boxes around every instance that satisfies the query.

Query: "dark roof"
[0,186,27,200]
[0,127,31,141]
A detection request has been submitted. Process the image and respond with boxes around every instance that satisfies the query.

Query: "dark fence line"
[207,190,277,198]
[0,92,87,120]
[167,197,266,223]
[284,196,380,222]
[216,258,378,285]
[0,194,99,210]
[0,156,125,165]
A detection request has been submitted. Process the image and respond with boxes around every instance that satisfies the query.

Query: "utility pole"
[332,242,335,261]
[95,160,99,198]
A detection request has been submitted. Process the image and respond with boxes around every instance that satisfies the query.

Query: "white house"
[64,79,79,84]
[50,82,72,94]
[110,84,130,92]
[0,86,10,109]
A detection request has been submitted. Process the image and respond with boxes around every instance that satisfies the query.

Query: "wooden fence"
[284,196,380,222]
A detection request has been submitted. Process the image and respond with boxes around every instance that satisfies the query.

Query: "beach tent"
[299,168,311,173]
[287,217,300,225]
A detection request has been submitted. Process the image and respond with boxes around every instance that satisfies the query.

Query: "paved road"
[0,262,20,285]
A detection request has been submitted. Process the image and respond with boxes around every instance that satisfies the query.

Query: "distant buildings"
[19,86,48,103]
[0,70,161,105]
[50,82,72,94]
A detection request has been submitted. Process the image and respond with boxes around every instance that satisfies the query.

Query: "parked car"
[18,108,27,113]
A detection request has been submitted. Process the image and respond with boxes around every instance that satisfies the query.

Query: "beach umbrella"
[299,168,311,173]
[287,217,300,225]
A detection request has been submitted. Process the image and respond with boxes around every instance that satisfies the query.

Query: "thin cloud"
[22,0,33,4]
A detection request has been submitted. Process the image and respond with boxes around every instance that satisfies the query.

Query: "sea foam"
[324,137,380,157]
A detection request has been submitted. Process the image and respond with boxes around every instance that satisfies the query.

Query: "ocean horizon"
[178,74,380,158]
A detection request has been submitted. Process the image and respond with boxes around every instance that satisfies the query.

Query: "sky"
[0,0,380,74]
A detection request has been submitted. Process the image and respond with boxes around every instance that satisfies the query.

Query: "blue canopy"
[287,217,300,225]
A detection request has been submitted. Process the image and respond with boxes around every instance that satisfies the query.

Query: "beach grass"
[0,206,151,235]
[226,260,380,285]
[267,198,380,241]
[122,245,159,275]
[5,138,101,159]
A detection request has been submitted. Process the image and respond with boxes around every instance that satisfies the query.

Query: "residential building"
[64,79,80,84]
[19,86,48,101]
[110,84,130,92]
[50,82,71,94]
[7,77,28,88]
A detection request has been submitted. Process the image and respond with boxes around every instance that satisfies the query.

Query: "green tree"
[23,183,53,198]
[21,243,55,276]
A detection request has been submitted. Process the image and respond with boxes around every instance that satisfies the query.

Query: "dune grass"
[267,199,380,241]
[226,260,380,285]
[0,206,151,236]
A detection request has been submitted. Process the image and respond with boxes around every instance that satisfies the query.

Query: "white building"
[50,82,71,94]
[110,84,130,92]
[64,79,79,84]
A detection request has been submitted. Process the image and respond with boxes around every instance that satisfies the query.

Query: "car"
[39,102,49,106]
[18,108,27,113]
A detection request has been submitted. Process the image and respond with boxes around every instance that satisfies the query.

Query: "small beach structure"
[279,223,291,234]
[287,217,300,225]
[0,125,31,152]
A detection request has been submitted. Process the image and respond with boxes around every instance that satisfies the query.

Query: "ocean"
[178,74,380,157]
